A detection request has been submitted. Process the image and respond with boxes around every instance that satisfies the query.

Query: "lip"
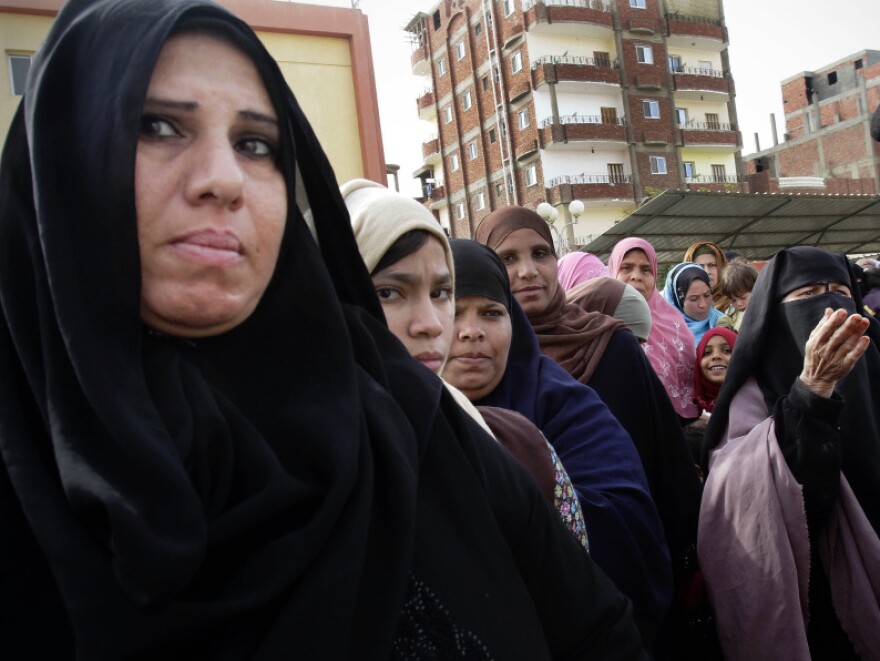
[451,352,490,366]
[169,230,244,266]
[414,351,445,373]
[514,285,544,296]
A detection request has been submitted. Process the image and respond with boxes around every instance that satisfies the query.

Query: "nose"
[457,317,485,341]
[185,136,245,210]
[517,258,537,280]
[409,297,444,338]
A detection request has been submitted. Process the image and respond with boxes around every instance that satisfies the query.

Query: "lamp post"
[537,200,584,256]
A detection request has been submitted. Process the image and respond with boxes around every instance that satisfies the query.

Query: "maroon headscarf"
[693,327,738,413]
[476,206,624,383]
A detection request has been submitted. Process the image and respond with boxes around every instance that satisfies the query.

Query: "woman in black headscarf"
[0,0,645,658]
[699,246,880,660]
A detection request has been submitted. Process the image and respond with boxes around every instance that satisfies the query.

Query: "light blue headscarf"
[662,262,724,345]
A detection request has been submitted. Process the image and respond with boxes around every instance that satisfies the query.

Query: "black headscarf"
[0,1,643,658]
[703,246,880,535]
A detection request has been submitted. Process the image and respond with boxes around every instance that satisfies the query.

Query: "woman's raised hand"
[800,308,871,398]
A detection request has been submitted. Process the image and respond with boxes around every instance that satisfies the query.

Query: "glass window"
[462,89,473,111]
[443,106,453,124]
[517,108,530,129]
[649,156,667,174]
[675,108,687,126]
[474,191,486,210]
[475,22,482,36]
[711,164,726,182]
[511,51,523,74]
[489,128,497,143]
[468,140,478,160]
[8,54,32,96]
[668,55,682,73]
[456,41,466,61]
[630,0,646,7]
[450,153,460,172]
[636,44,653,65]
[503,0,514,17]
[683,161,696,179]
[525,163,538,187]
[643,100,660,119]
[455,202,466,219]
[438,57,447,76]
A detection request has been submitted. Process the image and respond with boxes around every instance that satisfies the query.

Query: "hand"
[799,308,870,398]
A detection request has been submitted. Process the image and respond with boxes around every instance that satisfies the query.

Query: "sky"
[300,0,880,196]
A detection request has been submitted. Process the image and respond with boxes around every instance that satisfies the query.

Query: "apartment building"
[746,50,880,196]
[407,0,743,245]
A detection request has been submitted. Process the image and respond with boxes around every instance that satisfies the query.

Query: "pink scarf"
[557,252,609,291]
[699,378,880,660]
[608,238,698,418]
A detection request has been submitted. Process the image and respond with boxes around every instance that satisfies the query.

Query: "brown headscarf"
[683,240,730,311]
[476,206,624,383]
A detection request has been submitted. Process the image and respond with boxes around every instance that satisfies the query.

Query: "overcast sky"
[301,0,879,196]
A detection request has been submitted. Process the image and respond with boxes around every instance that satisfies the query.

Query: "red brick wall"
[823,124,871,167]
[777,140,821,177]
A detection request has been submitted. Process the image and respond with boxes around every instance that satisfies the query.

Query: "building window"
[450,152,460,172]
[675,108,687,126]
[705,113,720,129]
[474,191,486,211]
[608,163,625,183]
[711,164,727,182]
[668,55,682,73]
[433,10,441,30]
[636,44,653,65]
[525,163,538,187]
[683,161,696,179]
[443,105,453,124]
[489,128,497,143]
[650,156,667,174]
[511,51,523,74]
[828,71,838,85]
[503,0,514,17]
[517,108,530,129]
[8,54,32,96]
[500,118,508,138]
[643,100,660,119]
[468,140,479,160]
[475,22,482,36]
[462,89,473,111]
[456,40,466,61]
[455,202,466,220]
[482,75,490,91]
[630,0,646,7]
[438,57,447,76]
[495,181,504,197]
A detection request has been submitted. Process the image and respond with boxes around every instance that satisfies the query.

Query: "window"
[668,55,682,73]
[697,60,712,75]
[828,71,838,85]
[511,51,523,74]
[495,182,504,197]
[443,105,453,124]
[500,118,508,138]
[450,153,460,172]
[601,107,618,125]
[493,66,500,83]
[475,22,482,36]
[636,44,653,65]
[517,108,530,129]
[711,164,726,182]
[433,10,441,30]
[468,140,479,160]
[683,161,696,179]
[503,0,514,17]
[643,100,660,119]
[438,57,447,76]
[649,156,667,174]
[456,40,466,61]
[525,164,538,187]
[462,89,473,111]
[675,108,688,126]
[482,75,489,91]
[8,54,32,96]
[455,202,466,220]
[630,0,646,7]
[474,191,486,211]
[608,163,625,183]
[705,113,720,129]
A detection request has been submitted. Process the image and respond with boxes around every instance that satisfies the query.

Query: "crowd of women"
[1,0,879,658]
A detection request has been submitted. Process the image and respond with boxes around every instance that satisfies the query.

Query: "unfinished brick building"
[406,0,743,244]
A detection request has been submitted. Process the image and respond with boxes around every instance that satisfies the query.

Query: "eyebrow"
[143,97,278,127]
[376,271,451,287]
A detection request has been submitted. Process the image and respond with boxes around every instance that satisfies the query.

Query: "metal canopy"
[581,190,880,265]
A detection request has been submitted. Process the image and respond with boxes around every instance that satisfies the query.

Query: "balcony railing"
[532,54,617,69]
[548,173,633,186]
[679,121,736,131]
[524,0,611,11]
[666,12,722,27]
[539,114,626,129]
[685,174,740,184]
[671,65,725,78]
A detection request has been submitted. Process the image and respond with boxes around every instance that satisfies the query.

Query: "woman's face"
[615,249,655,300]
[136,33,287,338]
[442,295,512,401]
[371,237,454,374]
[493,229,558,317]
[782,282,852,302]
[694,252,719,287]
[683,279,713,320]
[700,334,732,386]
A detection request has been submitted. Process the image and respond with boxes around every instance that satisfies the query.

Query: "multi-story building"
[745,50,880,196]
[406,0,743,246]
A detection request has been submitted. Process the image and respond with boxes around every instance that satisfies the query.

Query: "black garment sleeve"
[774,378,844,535]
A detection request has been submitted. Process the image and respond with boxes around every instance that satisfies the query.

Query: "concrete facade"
[407,0,743,246]
[745,50,880,196]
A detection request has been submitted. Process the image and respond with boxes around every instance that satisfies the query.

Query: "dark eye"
[237,137,276,158]
[483,309,503,318]
[140,115,179,139]
[431,287,452,301]
[375,287,400,301]
[832,288,852,298]
[500,254,515,264]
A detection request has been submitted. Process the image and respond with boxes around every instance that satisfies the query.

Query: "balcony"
[539,114,627,150]
[666,13,727,50]
[672,66,731,101]
[523,0,614,39]
[427,184,447,210]
[422,137,441,164]
[546,174,636,204]
[411,41,430,76]
[685,175,748,193]
[531,55,621,92]
[417,89,436,120]
[679,121,738,150]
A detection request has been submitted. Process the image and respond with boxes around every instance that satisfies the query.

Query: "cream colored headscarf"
[340,179,453,285]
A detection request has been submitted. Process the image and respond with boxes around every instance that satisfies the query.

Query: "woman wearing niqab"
[699,246,880,660]
[0,0,644,658]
